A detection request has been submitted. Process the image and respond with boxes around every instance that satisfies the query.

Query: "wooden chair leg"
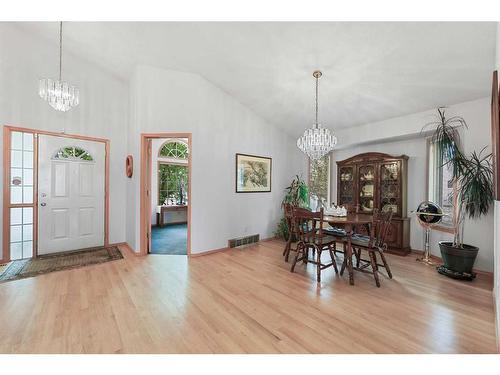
[368,251,380,287]
[340,257,346,276]
[284,248,290,262]
[291,243,303,273]
[354,248,361,268]
[379,250,393,279]
[283,239,289,256]
[316,247,321,283]
[328,247,339,274]
[284,240,290,262]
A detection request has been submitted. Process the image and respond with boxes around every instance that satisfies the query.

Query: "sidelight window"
[9,131,34,260]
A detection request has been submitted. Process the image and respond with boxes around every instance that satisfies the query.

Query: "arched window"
[52,146,94,161]
[158,140,188,159]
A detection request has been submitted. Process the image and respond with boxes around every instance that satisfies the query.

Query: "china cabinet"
[336,152,410,255]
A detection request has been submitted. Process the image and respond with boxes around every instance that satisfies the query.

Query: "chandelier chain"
[59,21,63,81]
[315,73,319,127]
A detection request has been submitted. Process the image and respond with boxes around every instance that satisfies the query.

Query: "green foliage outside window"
[159,141,188,159]
[309,155,330,205]
[158,163,188,205]
[54,146,93,161]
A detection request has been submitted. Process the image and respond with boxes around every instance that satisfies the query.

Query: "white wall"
[127,65,307,254]
[0,24,129,247]
[332,98,494,272]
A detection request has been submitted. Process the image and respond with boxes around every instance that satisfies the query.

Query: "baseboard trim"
[110,242,142,256]
[260,236,276,242]
[411,248,493,278]
[190,247,230,258]
[190,237,275,258]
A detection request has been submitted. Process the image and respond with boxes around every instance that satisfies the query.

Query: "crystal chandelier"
[297,71,337,160]
[39,22,79,112]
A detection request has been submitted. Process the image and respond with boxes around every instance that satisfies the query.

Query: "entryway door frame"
[140,133,192,256]
[2,125,110,264]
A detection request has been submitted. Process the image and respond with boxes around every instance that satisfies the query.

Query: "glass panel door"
[338,166,355,206]
[358,164,376,213]
[380,161,401,216]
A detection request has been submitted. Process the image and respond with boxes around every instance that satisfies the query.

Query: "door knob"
[40,202,46,207]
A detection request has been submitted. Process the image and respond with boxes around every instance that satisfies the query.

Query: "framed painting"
[235,153,272,193]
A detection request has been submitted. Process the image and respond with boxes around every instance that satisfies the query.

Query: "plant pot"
[438,241,478,274]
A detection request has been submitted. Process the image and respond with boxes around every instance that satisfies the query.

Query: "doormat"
[0,246,123,283]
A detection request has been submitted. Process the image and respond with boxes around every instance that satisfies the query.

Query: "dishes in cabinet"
[361,199,374,212]
[340,171,353,181]
[360,169,374,181]
[360,184,373,197]
[382,204,398,213]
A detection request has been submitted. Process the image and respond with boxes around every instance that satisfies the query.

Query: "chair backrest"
[283,203,293,219]
[372,209,394,249]
[345,203,360,213]
[292,207,324,245]
[283,203,295,239]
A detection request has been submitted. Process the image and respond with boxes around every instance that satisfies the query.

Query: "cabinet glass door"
[358,164,375,213]
[338,166,355,206]
[380,161,401,216]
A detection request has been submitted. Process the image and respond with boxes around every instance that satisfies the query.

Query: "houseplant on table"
[274,175,309,239]
[423,108,494,279]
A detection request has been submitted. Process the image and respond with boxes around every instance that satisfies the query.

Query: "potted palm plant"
[274,175,309,239]
[423,108,494,278]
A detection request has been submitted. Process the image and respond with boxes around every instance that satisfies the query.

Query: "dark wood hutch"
[336,152,410,255]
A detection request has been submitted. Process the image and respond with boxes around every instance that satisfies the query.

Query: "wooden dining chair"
[348,209,394,287]
[283,203,298,262]
[290,207,338,283]
[324,204,360,256]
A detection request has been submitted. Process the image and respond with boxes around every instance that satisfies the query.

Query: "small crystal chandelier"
[297,70,337,160]
[39,22,79,112]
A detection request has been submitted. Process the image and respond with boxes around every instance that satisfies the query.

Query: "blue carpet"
[151,224,187,255]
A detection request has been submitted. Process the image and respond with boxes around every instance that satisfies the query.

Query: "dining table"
[323,213,373,285]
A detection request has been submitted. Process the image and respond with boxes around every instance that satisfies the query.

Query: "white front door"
[38,135,105,255]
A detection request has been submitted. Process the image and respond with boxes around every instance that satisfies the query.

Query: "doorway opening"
[2,125,109,265]
[140,133,191,256]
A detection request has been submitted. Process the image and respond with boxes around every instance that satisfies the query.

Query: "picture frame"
[235,153,272,193]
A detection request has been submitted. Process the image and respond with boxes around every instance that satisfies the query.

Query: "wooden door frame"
[140,133,192,256]
[2,125,110,264]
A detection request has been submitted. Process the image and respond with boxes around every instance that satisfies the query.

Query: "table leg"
[346,224,354,285]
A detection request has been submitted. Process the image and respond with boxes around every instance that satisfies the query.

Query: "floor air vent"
[228,234,260,248]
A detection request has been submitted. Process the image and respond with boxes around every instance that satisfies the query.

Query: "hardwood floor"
[0,239,497,353]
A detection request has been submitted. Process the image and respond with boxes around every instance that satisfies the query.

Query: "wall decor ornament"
[126,155,133,178]
[235,153,272,193]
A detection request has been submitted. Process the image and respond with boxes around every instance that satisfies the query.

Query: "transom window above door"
[159,141,188,159]
[53,146,94,161]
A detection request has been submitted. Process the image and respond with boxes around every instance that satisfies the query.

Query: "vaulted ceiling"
[12,22,497,136]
